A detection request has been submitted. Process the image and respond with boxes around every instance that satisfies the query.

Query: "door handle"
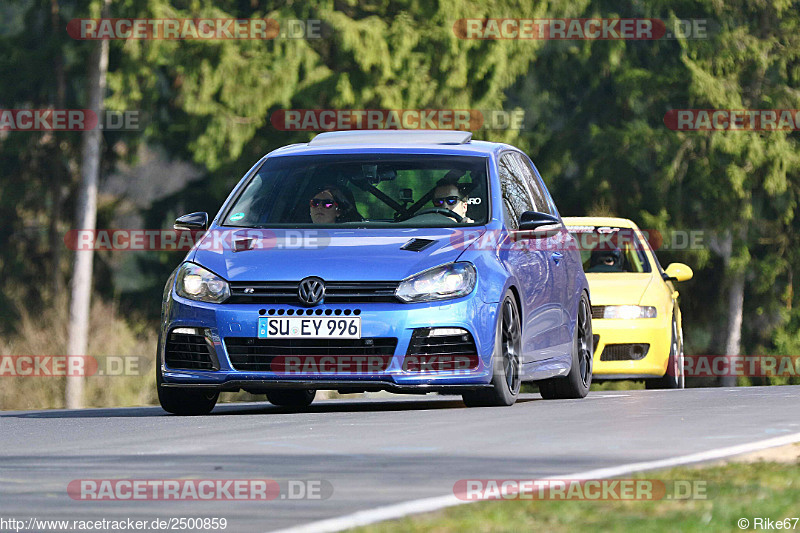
[551,252,563,264]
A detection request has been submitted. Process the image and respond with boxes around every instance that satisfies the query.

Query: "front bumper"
[159,290,497,391]
[592,317,671,378]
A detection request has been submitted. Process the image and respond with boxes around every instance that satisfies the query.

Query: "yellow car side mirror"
[664,263,693,282]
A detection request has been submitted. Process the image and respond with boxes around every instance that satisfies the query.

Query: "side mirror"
[518,211,561,237]
[663,262,693,283]
[174,212,208,231]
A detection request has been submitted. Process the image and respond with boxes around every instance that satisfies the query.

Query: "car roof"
[562,216,640,229]
[265,130,514,158]
[309,130,473,145]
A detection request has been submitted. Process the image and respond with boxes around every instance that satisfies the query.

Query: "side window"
[640,231,662,274]
[514,153,553,214]
[498,153,535,230]
[631,234,652,273]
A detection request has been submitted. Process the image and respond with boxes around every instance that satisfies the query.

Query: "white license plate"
[258,316,361,339]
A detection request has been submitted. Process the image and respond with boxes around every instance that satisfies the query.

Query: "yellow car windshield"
[567,226,652,273]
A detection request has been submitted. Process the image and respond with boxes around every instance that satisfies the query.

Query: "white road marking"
[268,431,800,533]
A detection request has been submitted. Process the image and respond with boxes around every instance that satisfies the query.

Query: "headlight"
[602,305,657,319]
[396,263,476,303]
[175,263,230,303]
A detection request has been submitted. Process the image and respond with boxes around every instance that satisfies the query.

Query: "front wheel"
[645,313,684,389]
[157,356,219,415]
[539,292,593,400]
[462,290,522,407]
[158,387,219,415]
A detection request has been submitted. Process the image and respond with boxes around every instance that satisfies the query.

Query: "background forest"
[2,0,799,409]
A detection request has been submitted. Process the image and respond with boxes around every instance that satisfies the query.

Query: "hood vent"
[400,238,436,252]
[233,237,255,252]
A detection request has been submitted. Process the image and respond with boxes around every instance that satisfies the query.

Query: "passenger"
[432,180,474,223]
[309,185,361,224]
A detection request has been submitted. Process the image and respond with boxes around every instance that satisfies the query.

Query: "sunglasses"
[310,198,338,209]
[433,196,461,207]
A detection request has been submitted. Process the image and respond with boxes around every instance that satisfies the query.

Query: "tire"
[538,292,593,400]
[156,351,218,415]
[462,290,522,407]
[645,313,684,389]
[266,389,316,407]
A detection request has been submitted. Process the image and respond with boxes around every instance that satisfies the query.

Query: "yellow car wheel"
[645,314,684,389]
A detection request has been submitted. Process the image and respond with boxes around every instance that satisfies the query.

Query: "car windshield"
[222,154,489,228]
[567,226,652,273]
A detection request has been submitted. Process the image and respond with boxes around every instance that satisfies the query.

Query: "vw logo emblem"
[243,287,255,294]
[298,277,325,306]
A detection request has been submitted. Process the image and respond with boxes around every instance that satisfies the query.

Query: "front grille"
[225,337,398,372]
[591,306,605,319]
[165,330,216,370]
[228,281,400,304]
[405,328,479,371]
[600,343,650,361]
[262,308,360,316]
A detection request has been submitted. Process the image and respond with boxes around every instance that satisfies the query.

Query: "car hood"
[188,227,485,282]
[585,273,655,305]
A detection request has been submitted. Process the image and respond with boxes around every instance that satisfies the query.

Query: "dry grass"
[0,295,158,410]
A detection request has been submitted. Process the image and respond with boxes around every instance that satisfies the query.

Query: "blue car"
[158,130,592,414]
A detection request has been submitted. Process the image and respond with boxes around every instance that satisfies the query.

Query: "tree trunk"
[720,224,747,388]
[720,270,744,387]
[65,1,109,409]
[49,0,66,298]
[709,228,746,387]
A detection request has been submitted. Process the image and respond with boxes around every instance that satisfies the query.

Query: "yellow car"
[562,217,693,388]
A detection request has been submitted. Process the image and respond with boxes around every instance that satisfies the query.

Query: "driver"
[587,249,625,272]
[432,181,473,223]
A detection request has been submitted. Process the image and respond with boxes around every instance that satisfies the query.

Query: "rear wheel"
[645,314,684,389]
[266,389,316,407]
[539,292,593,400]
[462,290,521,407]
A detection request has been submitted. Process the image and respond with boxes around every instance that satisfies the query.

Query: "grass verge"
[350,452,800,532]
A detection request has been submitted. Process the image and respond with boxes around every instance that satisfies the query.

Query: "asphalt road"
[1,386,799,532]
